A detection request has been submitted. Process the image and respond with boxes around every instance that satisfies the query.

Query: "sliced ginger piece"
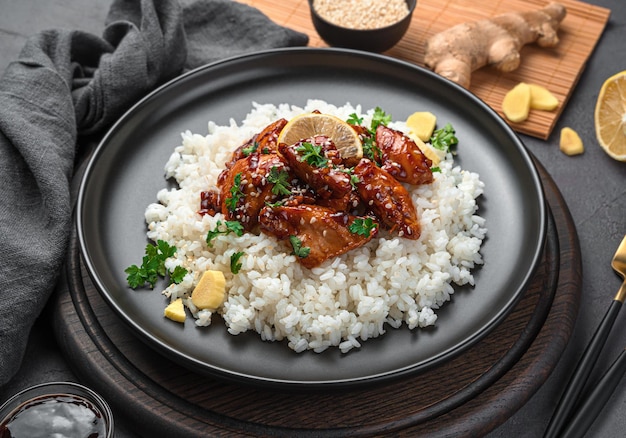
[529,84,559,110]
[407,133,443,165]
[502,82,531,123]
[406,111,437,142]
[560,127,584,156]
[164,298,186,323]
[191,270,226,310]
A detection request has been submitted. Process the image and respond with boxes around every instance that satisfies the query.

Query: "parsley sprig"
[206,220,244,247]
[370,107,392,131]
[430,123,458,152]
[295,142,328,168]
[289,235,311,258]
[125,240,188,289]
[346,113,363,126]
[225,173,244,212]
[242,141,258,157]
[230,251,244,274]
[346,107,391,161]
[267,166,291,196]
[349,217,378,237]
[339,167,360,189]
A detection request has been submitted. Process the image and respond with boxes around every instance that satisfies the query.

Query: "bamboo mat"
[241,0,610,139]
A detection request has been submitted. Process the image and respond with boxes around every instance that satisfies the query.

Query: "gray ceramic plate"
[77,48,547,390]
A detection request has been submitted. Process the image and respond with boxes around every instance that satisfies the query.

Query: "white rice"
[145,99,486,353]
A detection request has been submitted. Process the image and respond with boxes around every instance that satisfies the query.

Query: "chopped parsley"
[349,217,378,237]
[225,173,244,212]
[430,123,458,152]
[431,166,441,173]
[346,113,363,126]
[339,167,360,188]
[230,251,244,274]
[289,235,311,258]
[265,199,286,208]
[347,108,390,162]
[206,220,244,247]
[267,166,291,196]
[361,136,380,161]
[295,142,328,168]
[242,141,258,157]
[125,240,188,289]
[370,106,392,131]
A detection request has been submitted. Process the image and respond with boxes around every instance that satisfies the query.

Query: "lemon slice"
[278,113,363,162]
[594,71,626,161]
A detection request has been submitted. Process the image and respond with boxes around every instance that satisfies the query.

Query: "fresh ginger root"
[424,3,567,88]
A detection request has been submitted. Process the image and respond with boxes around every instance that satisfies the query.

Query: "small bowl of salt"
[308,0,416,52]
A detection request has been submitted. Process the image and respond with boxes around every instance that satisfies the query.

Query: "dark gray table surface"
[1,0,624,436]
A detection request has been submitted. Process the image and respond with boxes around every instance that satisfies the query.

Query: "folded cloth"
[0,0,308,387]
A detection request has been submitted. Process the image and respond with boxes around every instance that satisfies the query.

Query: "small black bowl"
[308,0,416,53]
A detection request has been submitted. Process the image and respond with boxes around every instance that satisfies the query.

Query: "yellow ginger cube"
[164,298,186,323]
[560,127,584,156]
[191,270,226,310]
[529,84,559,110]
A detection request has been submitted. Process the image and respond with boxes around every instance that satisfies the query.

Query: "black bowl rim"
[0,381,114,436]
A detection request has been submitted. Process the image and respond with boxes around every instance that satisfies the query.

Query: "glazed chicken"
[224,118,287,170]
[259,204,378,269]
[278,135,352,200]
[353,159,421,239]
[199,113,435,267]
[376,125,434,186]
[217,153,291,231]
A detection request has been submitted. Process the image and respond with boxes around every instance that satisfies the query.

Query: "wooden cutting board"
[241,0,610,139]
[52,158,581,437]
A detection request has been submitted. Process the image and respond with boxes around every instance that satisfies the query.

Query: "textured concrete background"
[1,0,624,436]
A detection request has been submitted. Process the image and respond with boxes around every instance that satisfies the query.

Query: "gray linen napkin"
[0,0,308,387]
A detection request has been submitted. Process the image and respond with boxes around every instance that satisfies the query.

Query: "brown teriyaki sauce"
[0,393,106,438]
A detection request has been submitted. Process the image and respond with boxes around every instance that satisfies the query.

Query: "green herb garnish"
[361,136,380,161]
[267,166,292,196]
[430,123,458,152]
[125,240,188,289]
[370,106,392,131]
[265,200,286,208]
[225,173,244,212]
[295,142,328,168]
[431,166,441,173]
[242,141,258,157]
[169,266,188,284]
[348,217,378,237]
[347,113,363,125]
[346,108,390,162]
[339,167,360,188]
[230,251,244,274]
[289,235,311,258]
[206,220,244,247]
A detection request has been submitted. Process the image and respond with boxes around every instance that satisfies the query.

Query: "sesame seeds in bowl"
[308,0,416,52]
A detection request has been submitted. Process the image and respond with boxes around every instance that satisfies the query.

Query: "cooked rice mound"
[144,99,487,353]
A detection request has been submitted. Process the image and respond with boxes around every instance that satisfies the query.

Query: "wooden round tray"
[53,159,581,437]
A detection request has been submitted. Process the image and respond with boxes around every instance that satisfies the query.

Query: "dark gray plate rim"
[77,47,547,390]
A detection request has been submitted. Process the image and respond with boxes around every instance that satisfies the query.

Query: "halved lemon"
[277,113,363,163]
[594,71,626,161]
